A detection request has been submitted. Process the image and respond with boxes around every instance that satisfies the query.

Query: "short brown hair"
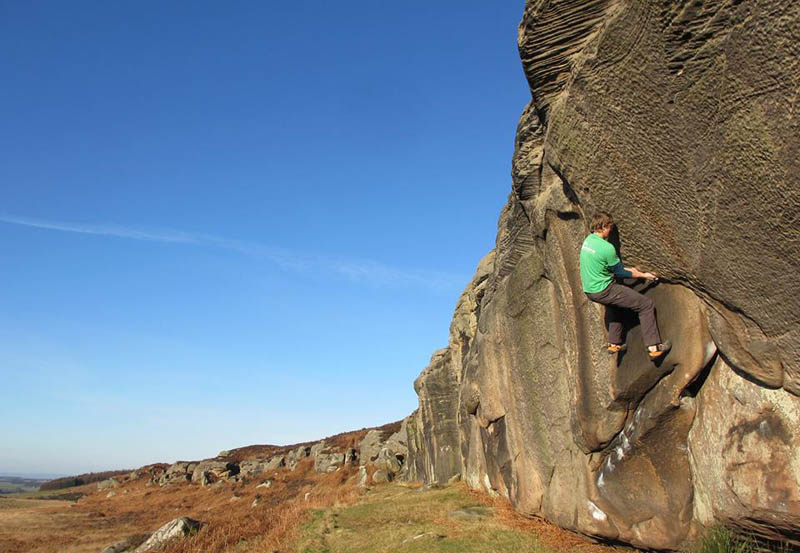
[590,212,614,232]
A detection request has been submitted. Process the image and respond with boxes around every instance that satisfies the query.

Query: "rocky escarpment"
[138,422,409,489]
[406,0,799,549]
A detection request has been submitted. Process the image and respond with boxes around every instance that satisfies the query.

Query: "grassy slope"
[295,483,620,553]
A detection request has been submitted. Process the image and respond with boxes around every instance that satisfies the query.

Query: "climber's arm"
[610,262,657,280]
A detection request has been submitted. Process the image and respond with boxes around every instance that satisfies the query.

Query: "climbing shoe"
[607,343,626,354]
[648,340,672,359]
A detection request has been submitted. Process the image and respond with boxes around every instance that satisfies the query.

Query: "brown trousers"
[586,283,662,347]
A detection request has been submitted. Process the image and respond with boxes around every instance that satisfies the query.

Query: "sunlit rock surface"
[406,0,800,549]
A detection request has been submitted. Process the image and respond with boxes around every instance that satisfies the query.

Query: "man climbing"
[579,212,671,359]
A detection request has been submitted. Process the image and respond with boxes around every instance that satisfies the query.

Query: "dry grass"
[463,488,631,553]
[0,459,363,553]
[1,469,632,553]
[163,463,361,553]
[0,421,409,553]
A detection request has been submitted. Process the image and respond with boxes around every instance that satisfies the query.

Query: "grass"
[0,449,621,553]
[687,526,796,553]
[293,482,602,553]
[690,527,756,553]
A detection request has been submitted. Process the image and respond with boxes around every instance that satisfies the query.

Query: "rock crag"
[406,1,800,549]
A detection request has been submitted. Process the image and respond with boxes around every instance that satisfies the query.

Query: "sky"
[0,1,529,476]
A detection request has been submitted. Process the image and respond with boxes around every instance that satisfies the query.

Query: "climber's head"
[590,212,614,238]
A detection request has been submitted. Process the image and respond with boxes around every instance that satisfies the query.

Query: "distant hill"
[39,470,132,491]
[0,476,48,495]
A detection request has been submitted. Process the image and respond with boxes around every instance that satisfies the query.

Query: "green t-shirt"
[579,233,620,293]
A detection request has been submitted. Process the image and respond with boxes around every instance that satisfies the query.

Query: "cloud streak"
[0,214,466,292]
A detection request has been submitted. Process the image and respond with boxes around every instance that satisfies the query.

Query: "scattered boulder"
[133,518,201,553]
[383,419,409,457]
[240,457,281,477]
[190,461,231,485]
[358,421,410,467]
[97,478,120,491]
[158,462,194,486]
[358,430,383,463]
[309,441,327,458]
[372,470,392,484]
[256,480,272,489]
[357,466,368,488]
[374,448,402,474]
[448,507,493,521]
[286,445,311,470]
[401,532,445,544]
[265,455,285,470]
[314,452,345,473]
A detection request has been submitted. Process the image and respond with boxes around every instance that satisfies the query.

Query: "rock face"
[407,1,800,549]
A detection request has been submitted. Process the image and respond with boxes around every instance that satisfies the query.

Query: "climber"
[579,212,671,359]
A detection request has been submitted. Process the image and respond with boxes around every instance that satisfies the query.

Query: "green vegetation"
[295,483,555,553]
[0,477,43,495]
[688,526,794,553]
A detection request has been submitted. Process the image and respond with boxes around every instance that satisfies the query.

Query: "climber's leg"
[587,283,662,347]
[605,304,625,346]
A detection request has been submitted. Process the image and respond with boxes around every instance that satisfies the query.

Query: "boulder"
[358,430,383,463]
[240,457,282,477]
[309,441,327,458]
[448,507,492,521]
[97,478,120,491]
[286,446,310,470]
[385,420,409,457]
[314,453,345,473]
[133,518,201,553]
[372,470,392,484]
[357,466,368,488]
[359,421,409,466]
[406,1,800,549]
[191,461,235,485]
[159,462,195,486]
[374,448,402,474]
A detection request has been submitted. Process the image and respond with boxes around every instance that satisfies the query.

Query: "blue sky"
[1,1,528,475]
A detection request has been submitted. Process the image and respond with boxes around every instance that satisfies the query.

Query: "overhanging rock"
[405,1,800,549]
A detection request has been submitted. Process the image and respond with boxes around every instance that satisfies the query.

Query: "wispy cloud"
[0,214,466,291]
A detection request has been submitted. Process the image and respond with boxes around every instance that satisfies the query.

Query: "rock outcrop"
[133,518,202,553]
[407,0,799,549]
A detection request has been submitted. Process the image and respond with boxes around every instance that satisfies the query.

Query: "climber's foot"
[648,340,672,359]
[607,343,626,355]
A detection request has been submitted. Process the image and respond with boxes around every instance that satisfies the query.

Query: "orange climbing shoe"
[648,340,672,359]
[607,343,626,354]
